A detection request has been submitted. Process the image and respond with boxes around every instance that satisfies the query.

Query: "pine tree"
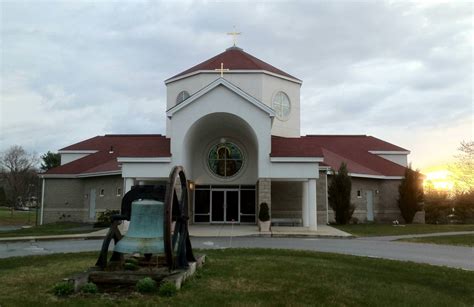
[398,165,423,223]
[328,162,355,224]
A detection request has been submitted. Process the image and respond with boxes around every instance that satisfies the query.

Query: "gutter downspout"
[40,178,45,225]
[325,171,329,224]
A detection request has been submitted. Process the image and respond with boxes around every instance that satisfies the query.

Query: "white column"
[308,179,317,231]
[302,181,309,227]
[124,178,135,193]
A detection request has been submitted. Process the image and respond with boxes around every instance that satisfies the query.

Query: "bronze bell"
[114,199,164,255]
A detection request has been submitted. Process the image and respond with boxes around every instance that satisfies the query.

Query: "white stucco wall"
[169,84,272,180]
[376,154,408,167]
[166,73,301,138]
[121,162,171,179]
[60,153,92,165]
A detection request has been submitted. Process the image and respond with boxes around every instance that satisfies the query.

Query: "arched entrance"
[183,112,259,224]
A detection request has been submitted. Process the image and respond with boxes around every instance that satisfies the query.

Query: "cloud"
[0,0,471,169]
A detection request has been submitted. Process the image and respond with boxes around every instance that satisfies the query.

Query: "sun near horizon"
[422,165,456,193]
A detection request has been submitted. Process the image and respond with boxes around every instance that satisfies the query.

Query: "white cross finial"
[227,26,241,47]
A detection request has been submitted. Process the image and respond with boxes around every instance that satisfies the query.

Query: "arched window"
[272,91,291,120]
[176,90,190,104]
[208,142,244,178]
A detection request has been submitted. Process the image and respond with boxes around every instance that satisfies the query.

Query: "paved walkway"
[357,231,474,241]
[0,226,472,270]
[0,236,472,270]
[0,224,352,242]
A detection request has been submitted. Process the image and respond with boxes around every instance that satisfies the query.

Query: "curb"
[0,234,106,243]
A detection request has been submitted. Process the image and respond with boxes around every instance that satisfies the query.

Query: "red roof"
[271,135,408,177]
[46,135,170,175]
[166,47,300,82]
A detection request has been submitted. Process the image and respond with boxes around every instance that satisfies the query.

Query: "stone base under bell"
[66,255,206,293]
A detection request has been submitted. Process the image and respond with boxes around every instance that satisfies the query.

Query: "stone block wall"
[83,176,123,214]
[257,178,271,217]
[43,175,123,224]
[316,172,328,225]
[42,178,86,223]
[271,181,302,219]
[327,176,404,223]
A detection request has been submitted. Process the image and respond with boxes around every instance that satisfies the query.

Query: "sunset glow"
[423,169,454,191]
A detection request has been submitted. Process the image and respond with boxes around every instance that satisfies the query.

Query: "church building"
[41,45,412,229]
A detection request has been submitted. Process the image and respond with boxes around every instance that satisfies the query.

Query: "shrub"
[398,166,423,223]
[258,203,270,222]
[52,281,74,297]
[454,190,474,223]
[424,190,452,224]
[124,262,139,271]
[94,209,120,227]
[81,282,98,294]
[328,163,355,224]
[136,277,157,293]
[159,281,177,297]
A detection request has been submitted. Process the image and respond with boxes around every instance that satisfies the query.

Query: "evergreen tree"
[398,165,423,223]
[40,151,60,171]
[328,162,354,224]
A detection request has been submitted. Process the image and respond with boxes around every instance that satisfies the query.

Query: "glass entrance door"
[211,190,225,222]
[226,190,239,222]
[211,190,239,223]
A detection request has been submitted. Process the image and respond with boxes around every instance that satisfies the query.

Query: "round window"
[272,91,291,120]
[176,90,190,104]
[208,142,244,178]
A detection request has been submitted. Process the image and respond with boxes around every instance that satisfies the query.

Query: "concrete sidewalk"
[0,224,352,242]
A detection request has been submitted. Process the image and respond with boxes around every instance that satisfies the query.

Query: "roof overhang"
[166,78,276,119]
[58,150,98,154]
[270,157,324,163]
[369,150,410,155]
[41,170,122,179]
[117,157,172,163]
[325,170,404,179]
[165,70,302,85]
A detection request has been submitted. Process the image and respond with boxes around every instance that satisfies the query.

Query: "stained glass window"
[208,142,244,178]
[272,91,291,120]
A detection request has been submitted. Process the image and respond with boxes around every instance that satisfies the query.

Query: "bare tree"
[450,141,474,193]
[0,145,39,206]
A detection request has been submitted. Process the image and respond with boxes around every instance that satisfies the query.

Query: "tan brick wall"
[271,181,302,219]
[43,176,123,224]
[43,178,86,223]
[327,176,403,223]
[83,176,123,212]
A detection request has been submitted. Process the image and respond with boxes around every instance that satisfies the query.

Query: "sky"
[1,0,472,170]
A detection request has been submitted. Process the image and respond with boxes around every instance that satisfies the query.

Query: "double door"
[211,190,239,223]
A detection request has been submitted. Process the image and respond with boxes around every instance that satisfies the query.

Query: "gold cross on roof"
[215,62,230,77]
[227,26,241,47]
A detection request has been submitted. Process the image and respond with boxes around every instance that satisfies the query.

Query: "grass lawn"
[399,234,474,247]
[333,223,474,237]
[0,222,101,238]
[0,249,473,306]
[0,206,37,226]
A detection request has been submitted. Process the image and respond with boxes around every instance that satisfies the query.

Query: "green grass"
[0,206,37,226]
[399,234,474,247]
[0,249,473,306]
[333,223,474,237]
[0,222,99,238]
